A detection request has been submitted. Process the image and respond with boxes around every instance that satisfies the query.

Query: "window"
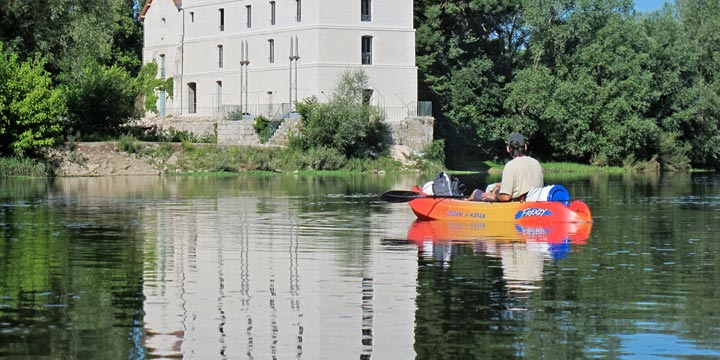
[268,39,275,63]
[159,54,166,78]
[219,8,224,31]
[218,45,224,68]
[216,81,223,110]
[270,1,276,25]
[361,0,371,21]
[246,5,252,28]
[188,82,197,114]
[361,36,372,65]
[190,12,195,22]
[296,0,301,22]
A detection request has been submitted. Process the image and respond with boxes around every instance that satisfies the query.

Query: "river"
[1,172,719,359]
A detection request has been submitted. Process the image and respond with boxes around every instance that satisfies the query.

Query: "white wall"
[143,0,418,121]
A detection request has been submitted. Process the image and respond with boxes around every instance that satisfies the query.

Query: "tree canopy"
[418,0,720,170]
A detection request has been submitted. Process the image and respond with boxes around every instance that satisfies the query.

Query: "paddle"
[380,190,466,203]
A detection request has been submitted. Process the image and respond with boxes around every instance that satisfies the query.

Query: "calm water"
[1,172,719,359]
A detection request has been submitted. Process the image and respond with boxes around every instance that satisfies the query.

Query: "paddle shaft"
[380,190,466,203]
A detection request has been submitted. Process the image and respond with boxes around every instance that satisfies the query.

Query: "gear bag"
[431,171,464,196]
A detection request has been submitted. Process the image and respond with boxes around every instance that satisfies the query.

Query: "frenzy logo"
[515,208,552,219]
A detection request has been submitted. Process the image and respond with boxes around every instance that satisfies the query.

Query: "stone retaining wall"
[139,115,434,154]
[216,120,261,146]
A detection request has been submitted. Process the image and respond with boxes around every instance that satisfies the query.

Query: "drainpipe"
[176,2,185,115]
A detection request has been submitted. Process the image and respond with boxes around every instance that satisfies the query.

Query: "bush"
[296,69,391,159]
[117,134,142,154]
[304,147,347,170]
[0,46,66,157]
[63,64,140,137]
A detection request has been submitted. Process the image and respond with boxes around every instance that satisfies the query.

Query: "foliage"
[63,64,141,137]
[414,0,720,170]
[0,0,143,77]
[137,62,173,114]
[117,134,142,154]
[253,115,272,143]
[1,0,144,143]
[414,0,526,166]
[0,45,67,157]
[296,69,391,159]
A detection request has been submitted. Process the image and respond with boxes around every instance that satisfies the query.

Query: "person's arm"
[481,190,512,202]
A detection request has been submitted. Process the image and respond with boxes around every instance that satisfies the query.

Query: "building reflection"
[141,193,419,358]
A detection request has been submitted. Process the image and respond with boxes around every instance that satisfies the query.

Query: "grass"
[479,160,625,174]
[0,157,56,177]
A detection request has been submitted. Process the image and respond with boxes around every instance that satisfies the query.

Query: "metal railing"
[168,101,432,122]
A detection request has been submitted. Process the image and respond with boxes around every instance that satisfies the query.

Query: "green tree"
[1,0,144,141]
[672,0,720,169]
[296,69,390,159]
[64,64,140,137]
[415,0,527,166]
[504,0,660,165]
[0,45,66,157]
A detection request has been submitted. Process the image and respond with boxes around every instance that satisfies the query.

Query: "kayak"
[400,185,592,224]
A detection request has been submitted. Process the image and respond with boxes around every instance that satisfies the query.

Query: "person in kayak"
[469,132,544,202]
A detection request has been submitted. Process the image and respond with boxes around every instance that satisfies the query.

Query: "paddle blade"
[380,190,424,203]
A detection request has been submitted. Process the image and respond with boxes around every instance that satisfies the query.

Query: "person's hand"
[481,191,496,202]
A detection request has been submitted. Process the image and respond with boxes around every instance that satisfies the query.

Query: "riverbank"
[33,141,425,177]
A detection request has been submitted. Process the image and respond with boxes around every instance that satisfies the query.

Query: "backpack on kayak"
[431,171,465,196]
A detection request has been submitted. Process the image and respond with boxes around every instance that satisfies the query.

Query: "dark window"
[296,0,301,22]
[269,39,275,63]
[159,54,166,78]
[246,5,252,28]
[218,45,224,68]
[361,36,372,65]
[219,8,224,31]
[270,1,276,25]
[361,0,371,21]
[190,12,194,22]
[188,82,197,114]
[216,81,223,110]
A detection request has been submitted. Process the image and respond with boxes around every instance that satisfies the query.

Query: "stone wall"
[216,120,261,146]
[389,116,434,151]
[137,116,217,139]
[139,115,435,155]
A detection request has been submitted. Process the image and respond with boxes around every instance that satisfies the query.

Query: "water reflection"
[408,220,590,298]
[3,174,720,359]
[138,179,420,359]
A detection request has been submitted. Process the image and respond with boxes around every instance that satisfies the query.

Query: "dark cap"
[507,133,526,147]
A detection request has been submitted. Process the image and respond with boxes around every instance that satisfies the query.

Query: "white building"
[140,0,422,123]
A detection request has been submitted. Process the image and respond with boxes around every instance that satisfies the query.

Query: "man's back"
[499,156,544,199]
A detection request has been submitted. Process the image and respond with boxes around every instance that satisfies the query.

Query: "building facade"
[141,0,420,123]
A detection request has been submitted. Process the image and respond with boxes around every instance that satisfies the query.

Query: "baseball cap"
[507,133,526,147]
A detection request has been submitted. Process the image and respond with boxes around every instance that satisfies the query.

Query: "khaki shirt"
[499,156,544,199]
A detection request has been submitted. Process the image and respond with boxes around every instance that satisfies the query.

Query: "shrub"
[296,69,391,159]
[0,46,66,157]
[63,64,140,137]
[117,134,142,154]
[304,147,347,170]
